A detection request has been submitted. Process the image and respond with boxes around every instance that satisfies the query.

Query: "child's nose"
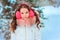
[24,13,26,16]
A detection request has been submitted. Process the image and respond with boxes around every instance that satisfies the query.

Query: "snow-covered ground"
[0,6,60,40]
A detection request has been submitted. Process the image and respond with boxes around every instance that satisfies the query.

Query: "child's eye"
[26,12,28,14]
[21,13,24,14]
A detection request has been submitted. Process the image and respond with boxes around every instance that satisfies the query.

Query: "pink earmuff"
[16,11,21,19]
[29,10,34,18]
[16,10,34,19]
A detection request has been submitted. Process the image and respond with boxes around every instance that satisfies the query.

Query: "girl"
[10,3,41,40]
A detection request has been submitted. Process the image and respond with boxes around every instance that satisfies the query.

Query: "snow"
[41,6,60,40]
[0,2,3,14]
[40,6,60,16]
[4,5,12,9]
[8,0,16,4]
[0,19,11,40]
[0,33,5,40]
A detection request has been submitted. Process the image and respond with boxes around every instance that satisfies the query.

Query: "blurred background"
[0,0,60,40]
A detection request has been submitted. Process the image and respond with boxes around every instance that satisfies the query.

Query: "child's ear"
[16,11,21,19]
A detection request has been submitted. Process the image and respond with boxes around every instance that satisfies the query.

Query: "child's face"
[20,8,29,19]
